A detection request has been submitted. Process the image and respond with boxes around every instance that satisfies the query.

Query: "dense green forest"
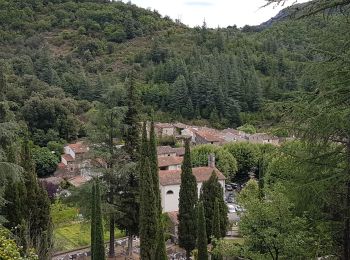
[0,0,350,259]
[1,0,348,144]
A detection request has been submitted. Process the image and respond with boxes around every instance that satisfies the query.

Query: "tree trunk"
[344,143,350,260]
[127,233,133,256]
[109,214,115,257]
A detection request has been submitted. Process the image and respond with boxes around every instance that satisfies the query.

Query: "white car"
[228,204,236,213]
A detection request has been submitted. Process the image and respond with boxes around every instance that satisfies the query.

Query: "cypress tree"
[93,180,105,260]
[139,159,158,260]
[212,199,221,240]
[211,199,223,260]
[155,220,167,260]
[178,139,198,259]
[123,71,140,160]
[20,138,52,259]
[120,69,141,256]
[91,182,96,258]
[200,171,228,241]
[149,120,168,260]
[197,202,208,260]
[149,120,161,213]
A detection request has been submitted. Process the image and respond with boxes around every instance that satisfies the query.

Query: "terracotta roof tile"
[62,154,74,162]
[173,147,185,156]
[157,146,185,156]
[158,156,183,168]
[68,142,89,154]
[159,167,225,186]
[196,131,224,142]
[157,146,175,155]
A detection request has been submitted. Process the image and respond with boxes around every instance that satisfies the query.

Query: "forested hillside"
[1,0,348,146]
[1,0,350,259]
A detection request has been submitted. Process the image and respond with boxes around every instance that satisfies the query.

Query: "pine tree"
[92,180,105,260]
[200,172,228,241]
[91,182,96,258]
[178,140,198,259]
[197,202,208,260]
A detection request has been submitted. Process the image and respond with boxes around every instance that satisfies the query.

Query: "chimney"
[208,153,215,168]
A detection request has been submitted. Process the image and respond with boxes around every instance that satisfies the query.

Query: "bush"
[32,146,60,177]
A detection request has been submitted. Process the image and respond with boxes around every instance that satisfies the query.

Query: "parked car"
[230,183,239,189]
[227,204,236,213]
[225,184,233,191]
[226,196,234,203]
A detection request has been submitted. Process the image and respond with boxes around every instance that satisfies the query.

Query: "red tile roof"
[196,131,223,142]
[157,146,185,156]
[158,156,183,168]
[68,142,89,154]
[159,167,225,186]
[173,147,185,156]
[157,146,176,155]
[62,154,74,162]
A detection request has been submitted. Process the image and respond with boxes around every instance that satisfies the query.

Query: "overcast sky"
[124,0,310,28]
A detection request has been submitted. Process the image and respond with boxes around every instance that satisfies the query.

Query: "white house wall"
[64,146,76,159]
[161,179,225,213]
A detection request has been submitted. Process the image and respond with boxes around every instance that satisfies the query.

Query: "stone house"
[154,123,175,138]
[248,133,280,145]
[158,156,183,170]
[195,130,224,145]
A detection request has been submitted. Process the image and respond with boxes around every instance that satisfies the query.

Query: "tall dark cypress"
[139,158,158,260]
[93,180,105,260]
[123,71,140,160]
[200,171,228,241]
[149,120,161,213]
[197,202,208,260]
[20,138,52,259]
[178,139,198,259]
[90,182,96,258]
[155,221,167,260]
[149,121,168,260]
[212,199,221,240]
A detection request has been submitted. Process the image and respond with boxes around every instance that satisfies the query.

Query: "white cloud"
[123,0,310,28]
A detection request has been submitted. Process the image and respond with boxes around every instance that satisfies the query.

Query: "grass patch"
[53,221,124,252]
[51,201,124,252]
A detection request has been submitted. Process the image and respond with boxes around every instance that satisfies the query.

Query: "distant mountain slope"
[0,0,348,145]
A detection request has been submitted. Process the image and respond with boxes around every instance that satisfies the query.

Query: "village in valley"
[47,122,284,259]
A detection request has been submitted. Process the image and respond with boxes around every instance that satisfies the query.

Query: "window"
[166,190,174,195]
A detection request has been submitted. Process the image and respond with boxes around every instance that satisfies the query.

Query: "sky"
[124,0,310,28]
